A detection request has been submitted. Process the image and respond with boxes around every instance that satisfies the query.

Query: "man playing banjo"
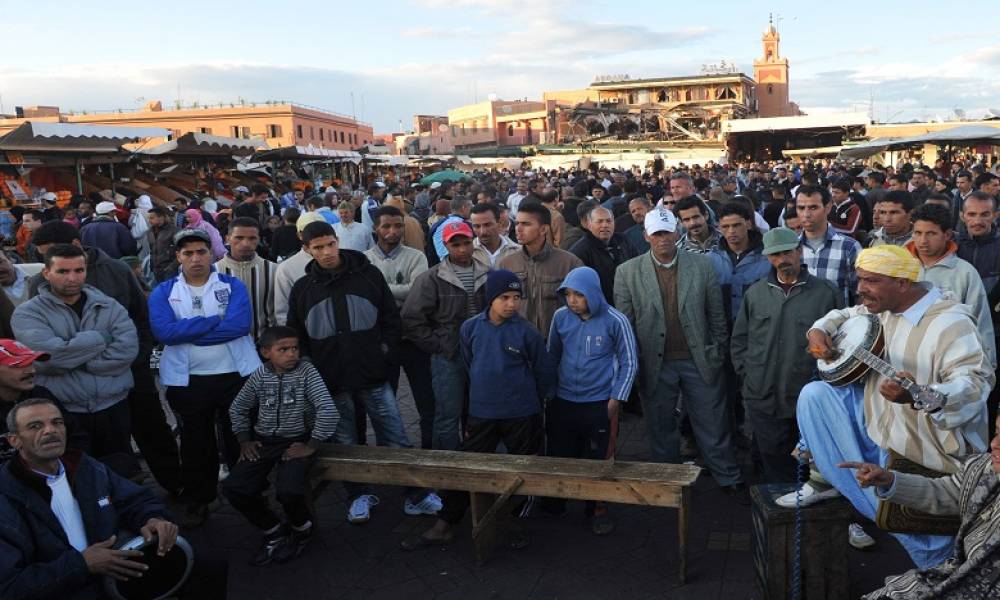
[779,245,994,569]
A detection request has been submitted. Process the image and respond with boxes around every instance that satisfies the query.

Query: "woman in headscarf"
[129,195,153,261]
[184,208,227,261]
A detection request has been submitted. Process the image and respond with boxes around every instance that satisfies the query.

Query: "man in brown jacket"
[401,221,488,451]
[499,203,582,340]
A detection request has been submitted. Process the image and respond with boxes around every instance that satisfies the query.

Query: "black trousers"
[129,363,182,494]
[544,398,617,514]
[747,406,800,484]
[71,400,134,477]
[438,414,542,525]
[166,373,244,504]
[390,339,436,450]
[222,437,313,530]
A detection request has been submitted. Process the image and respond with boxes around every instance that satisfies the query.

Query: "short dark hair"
[673,195,708,217]
[911,202,953,232]
[965,190,996,208]
[576,199,597,223]
[718,203,752,222]
[867,171,886,185]
[450,195,471,213]
[831,178,852,193]
[5,397,62,434]
[32,220,80,246]
[259,326,300,349]
[306,195,327,210]
[373,205,403,225]
[516,202,551,226]
[229,216,261,233]
[470,203,500,221]
[251,183,269,197]
[25,209,44,221]
[301,221,336,245]
[148,207,169,218]
[974,172,998,189]
[43,243,86,267]
[284,207,301,224]
[879,190,915,212]
[795,184,831,205]
[955,170,973,181]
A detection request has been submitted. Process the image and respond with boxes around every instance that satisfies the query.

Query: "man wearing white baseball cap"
[614,207,747,502]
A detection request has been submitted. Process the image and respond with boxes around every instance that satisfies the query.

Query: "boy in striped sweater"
[224,326,339,565]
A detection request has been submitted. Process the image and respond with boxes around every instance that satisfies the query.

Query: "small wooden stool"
[751,484,852,600]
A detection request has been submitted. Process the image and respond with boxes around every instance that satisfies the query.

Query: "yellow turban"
[855,245,920,281]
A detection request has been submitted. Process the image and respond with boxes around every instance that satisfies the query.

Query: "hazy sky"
[3,0,998,132]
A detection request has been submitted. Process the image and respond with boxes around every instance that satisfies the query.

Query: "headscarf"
[136,195,153,211]
[855,245,920,281]
[184,208,203,226]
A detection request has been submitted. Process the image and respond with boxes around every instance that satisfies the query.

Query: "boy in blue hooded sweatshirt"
[400,269,555,551]
[546,266,638,535]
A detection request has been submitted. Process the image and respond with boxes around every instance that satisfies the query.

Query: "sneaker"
[848,522,876,549]
[404,492,443,516]
[274,524,313,563]
[218,464,230,482]
[348,494,380,524]
[252,527,290,566]
[775,481,842,508]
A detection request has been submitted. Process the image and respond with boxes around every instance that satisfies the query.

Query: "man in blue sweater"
[400,269,555,551]
[545,266,637,534]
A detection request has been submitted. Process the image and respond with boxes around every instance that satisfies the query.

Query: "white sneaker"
[848,522,876,549]
[348,494,380,524]
[218,464,230,482]
[775,481,842,508]
[404,492,443,516]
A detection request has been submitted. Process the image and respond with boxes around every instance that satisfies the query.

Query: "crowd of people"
[2,154,1000,597]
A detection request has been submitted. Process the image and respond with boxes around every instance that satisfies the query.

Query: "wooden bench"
[313,444,701,583]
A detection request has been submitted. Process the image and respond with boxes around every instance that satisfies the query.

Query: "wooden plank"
[471,477,523,541]
[316,462,684,507]
[314,445,700,486]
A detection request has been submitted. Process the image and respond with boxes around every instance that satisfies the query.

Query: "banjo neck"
[851,345,914,390]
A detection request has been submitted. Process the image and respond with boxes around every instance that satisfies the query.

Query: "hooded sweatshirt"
[548,266,638,403]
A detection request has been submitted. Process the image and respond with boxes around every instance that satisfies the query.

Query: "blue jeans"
[431,353,467,451]
[645,359,742,486]
[796,381,954,568]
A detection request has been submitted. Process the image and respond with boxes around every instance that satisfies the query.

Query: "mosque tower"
[753,15,795,117]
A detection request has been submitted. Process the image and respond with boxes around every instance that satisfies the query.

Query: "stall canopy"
[130,132,266,157]
[839,124,1000,160]
[0,122,170,153]
[253,145,362,162]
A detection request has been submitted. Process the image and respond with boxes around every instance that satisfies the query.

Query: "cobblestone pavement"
[166,378,915,599]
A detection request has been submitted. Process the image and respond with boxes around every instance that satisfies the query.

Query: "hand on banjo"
[879,371,915,405]
[806,329,839,360]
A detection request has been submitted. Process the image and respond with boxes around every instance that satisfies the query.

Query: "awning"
[781,146,845,157]
[253,145,362,162]
[0,122,170,153]
[838,124,1000,160]
[724,112,870,134]
[130,132,266,157]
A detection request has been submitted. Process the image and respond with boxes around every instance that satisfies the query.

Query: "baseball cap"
[0,339,49,368]
[644,207,678,235]
[234,185,250,194]
[430,182,442,190]
[762,227,801,255]
[40,192,57,203]
[172,228,211,247]
[442,221,473,243]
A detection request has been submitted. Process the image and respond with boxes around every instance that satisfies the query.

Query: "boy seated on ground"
[223,326,338,565]
[401,269,555,550]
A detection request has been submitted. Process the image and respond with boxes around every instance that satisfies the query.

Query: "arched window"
[507,124,514,137]
[767,84,774,95]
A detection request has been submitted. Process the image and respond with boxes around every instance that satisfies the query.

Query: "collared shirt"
[2,266,28,306]
[898,285,941,327]
[800,225,860,305]
[372,243,403,261]
[676,230,721,254]
[651,252,679,270]
[33,461,88,551]
[473,236,519,267]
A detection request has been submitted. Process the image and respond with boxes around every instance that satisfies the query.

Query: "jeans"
[431,353,467,451]
[644,359,742,486]
[796,381,953,568]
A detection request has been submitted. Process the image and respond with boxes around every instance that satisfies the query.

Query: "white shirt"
[185,283,237,374]
[2,266,29,307]
[334,221,375,252]
[36,461,88,551]
[506,192,527,213]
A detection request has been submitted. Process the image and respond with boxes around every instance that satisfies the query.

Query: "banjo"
[817,314,946,412]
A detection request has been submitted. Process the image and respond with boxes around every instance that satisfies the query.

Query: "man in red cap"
[402,220,489,452]
[0,338,80,463]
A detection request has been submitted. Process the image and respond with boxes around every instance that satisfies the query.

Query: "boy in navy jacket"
[546,266,637,534]
[400,269,555,551]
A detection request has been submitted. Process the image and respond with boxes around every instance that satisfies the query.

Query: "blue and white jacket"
[548,266,637,404]
[148,268,261,386]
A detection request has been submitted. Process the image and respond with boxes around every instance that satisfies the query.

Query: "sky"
[2,0,999,133]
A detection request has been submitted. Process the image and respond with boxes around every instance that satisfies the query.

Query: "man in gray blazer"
[614,208,745,500]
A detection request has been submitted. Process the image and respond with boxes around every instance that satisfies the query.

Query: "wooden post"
[678,485,690,584]
[470,476,522,565]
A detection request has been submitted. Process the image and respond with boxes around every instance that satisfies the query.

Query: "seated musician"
[782,245,994,569]
[0,398,223,599]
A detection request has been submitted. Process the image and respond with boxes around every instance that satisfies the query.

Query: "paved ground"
[164,380,916,599]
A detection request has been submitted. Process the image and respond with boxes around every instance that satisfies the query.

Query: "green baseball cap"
[762,227,801,255]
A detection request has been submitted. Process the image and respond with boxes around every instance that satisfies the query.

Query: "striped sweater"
[229,360,339,447]
[813,285,995,473]
[215,253,277,340]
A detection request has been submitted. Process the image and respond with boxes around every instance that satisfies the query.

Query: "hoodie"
[709,229,770,325]
[548,266,637,403]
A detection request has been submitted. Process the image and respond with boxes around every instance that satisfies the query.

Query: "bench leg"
[470,477,524,566]
[678,486,691,584]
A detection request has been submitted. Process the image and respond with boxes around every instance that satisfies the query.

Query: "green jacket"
[730,269,842,418]
[613,250,728,397]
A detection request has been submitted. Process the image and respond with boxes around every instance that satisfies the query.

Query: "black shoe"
[722,483,751,506]
[253,526,290,566]
[680,435,699,459]
[175,502,209,529]
[274,524,312,563]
